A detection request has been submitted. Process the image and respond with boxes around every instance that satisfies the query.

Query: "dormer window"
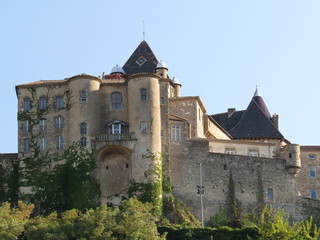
[108,120,126,140]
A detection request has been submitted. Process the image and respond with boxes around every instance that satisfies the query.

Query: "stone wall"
[170,139,319,223]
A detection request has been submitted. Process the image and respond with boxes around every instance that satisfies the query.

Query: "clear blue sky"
[1,1,320,153]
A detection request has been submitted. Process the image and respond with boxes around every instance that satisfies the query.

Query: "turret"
[156,60,168,78]
[285,144,301,175]
[172,77,181,97]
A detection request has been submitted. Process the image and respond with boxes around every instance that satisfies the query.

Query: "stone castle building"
[1,40,320,222]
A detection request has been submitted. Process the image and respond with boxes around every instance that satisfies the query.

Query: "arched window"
[111,92,122,110]
[80,123,87,134]
[80,137,87,147]
[55,117,64,129]
[39,97,47,110]
[55,95,64,109]
[140,88,147,101]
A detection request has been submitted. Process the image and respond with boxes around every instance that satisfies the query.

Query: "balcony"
[95,133,135,142]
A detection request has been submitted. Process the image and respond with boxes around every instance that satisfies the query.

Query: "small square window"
[249,150,259,157]
[267,188,273,200]
[311,189,317,199]
[309,155,316,159]
[225,148,236,155]
[309,166,316,178]
[140,121,148,133]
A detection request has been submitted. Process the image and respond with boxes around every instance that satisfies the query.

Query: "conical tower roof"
[122,41,158,74]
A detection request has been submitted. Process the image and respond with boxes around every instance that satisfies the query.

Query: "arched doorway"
[97,145,132,201]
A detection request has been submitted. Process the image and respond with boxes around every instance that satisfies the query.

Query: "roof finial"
[254,85,261,97]
[143,20,145,41]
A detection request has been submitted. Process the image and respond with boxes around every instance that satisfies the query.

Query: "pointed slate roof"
[228,99,283,139]
[122,41,158,74]
[211,89,284,140]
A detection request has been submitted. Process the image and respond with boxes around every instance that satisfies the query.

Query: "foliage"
[162,196,201,227]
[243,205,320,240]
[206,206,229,228]
[22,142,100,214]
[0,201,34,240]
[129,149,163,217]
[158,225,260,240]
[1,197,165,240]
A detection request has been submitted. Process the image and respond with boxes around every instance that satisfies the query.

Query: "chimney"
[227,108,236,118]
[272,114,279,129]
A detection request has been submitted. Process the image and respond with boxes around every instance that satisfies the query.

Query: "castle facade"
[2,41,320,222]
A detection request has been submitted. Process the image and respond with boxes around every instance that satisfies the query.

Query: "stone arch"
[97,145,132,199]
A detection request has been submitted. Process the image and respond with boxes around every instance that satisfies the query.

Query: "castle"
[1,40,320,222]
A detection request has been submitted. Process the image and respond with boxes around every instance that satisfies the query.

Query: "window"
[80,123,87,134]
[23,98,31,111]
[111,92,122,109]
[171,125,181,142]
[39,137,47,151]
[80,90,87,102]
[225,148,236,155]
[22,120,30,132]
[55,117,64,129]
[39,119,47,132]
[23,138,31,152]
[309,154,316,159]
[55,96,64,109]
[160,97,164,105]
[39,97,47,110]
[111,123,123,134]
[140,88,147,101]
[140,121,148,133]
[55,136,63,149]
[80,137,87,147]
[267,188,273,200]
[249,150,259,157]
[311,190,317,199]
[309,166,316,178]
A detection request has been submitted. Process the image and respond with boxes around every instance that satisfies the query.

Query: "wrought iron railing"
[95,133,135,141]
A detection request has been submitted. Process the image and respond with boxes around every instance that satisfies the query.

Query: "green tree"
[0,201,34,240]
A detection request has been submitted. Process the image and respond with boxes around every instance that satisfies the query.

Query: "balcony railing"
[95,133,135,142]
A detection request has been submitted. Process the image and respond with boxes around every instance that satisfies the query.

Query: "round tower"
[127,73,162,183]
[66,74,101,147]
[285,144,301,175]
[155,60,168,78]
